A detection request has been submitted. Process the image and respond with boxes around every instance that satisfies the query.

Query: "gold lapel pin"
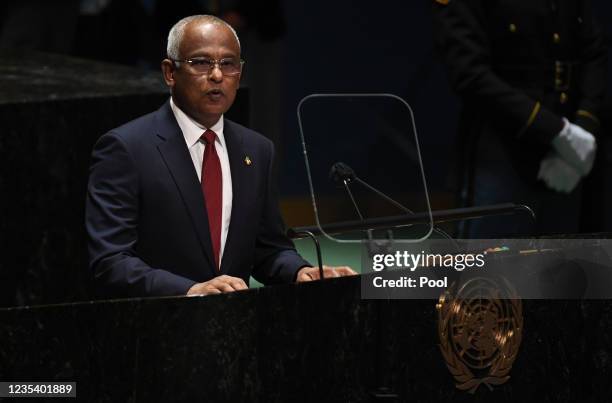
[244,156,252,166]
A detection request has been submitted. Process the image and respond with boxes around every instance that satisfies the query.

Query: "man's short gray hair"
[166,15,241,60]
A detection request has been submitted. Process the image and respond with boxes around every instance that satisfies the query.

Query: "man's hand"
[296,265,358,282]
[186,275,248,296]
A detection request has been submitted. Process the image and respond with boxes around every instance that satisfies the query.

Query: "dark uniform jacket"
[433,0,607,192]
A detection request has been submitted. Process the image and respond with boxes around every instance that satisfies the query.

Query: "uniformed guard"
[432,0,607,237]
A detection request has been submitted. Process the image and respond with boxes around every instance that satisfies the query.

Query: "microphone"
[328,162,456,246]
[329,162,364,221]
[329,162,394,256]
[329,162,356,185]
[331,162,413,215]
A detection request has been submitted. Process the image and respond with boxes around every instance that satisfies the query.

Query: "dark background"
[0,0,611,306]
[2,0,610,218]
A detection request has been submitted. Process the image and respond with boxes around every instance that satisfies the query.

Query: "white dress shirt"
[170,97,233,263]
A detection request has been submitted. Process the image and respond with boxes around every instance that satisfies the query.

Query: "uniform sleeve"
[573,0,607,136]
[86,132,196,297]
[432,0,564,144]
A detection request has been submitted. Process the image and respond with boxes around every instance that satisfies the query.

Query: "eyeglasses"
[171,57,244,76]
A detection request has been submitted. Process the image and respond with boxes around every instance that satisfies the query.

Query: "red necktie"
[201,129,222,270]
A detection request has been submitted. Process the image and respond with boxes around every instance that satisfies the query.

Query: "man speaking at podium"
[86,15,355,298]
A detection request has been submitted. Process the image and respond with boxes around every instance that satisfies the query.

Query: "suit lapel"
[220,120,247,274]
[154,102,216,276]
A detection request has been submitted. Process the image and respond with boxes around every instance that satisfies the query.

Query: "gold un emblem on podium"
[437,277,523,393]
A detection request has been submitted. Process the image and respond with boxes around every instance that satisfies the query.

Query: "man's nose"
[209,65,223,82]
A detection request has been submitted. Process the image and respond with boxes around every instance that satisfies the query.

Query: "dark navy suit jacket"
[86,101,309,297]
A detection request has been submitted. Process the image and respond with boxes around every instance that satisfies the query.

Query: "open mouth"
[207,89,224,98]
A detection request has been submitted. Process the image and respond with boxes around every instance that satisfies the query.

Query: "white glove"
[537,151,582,193]
[551,118,596,176]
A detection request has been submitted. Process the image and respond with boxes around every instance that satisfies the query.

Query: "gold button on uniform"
[509,23,517,32]
[560,92,568,104]
[553,33,560,43]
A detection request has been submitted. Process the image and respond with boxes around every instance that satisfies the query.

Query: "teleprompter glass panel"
[297,94,433,243]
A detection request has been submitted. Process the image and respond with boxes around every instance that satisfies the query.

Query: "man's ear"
[237,72,243,87]
[161,59,175,87]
